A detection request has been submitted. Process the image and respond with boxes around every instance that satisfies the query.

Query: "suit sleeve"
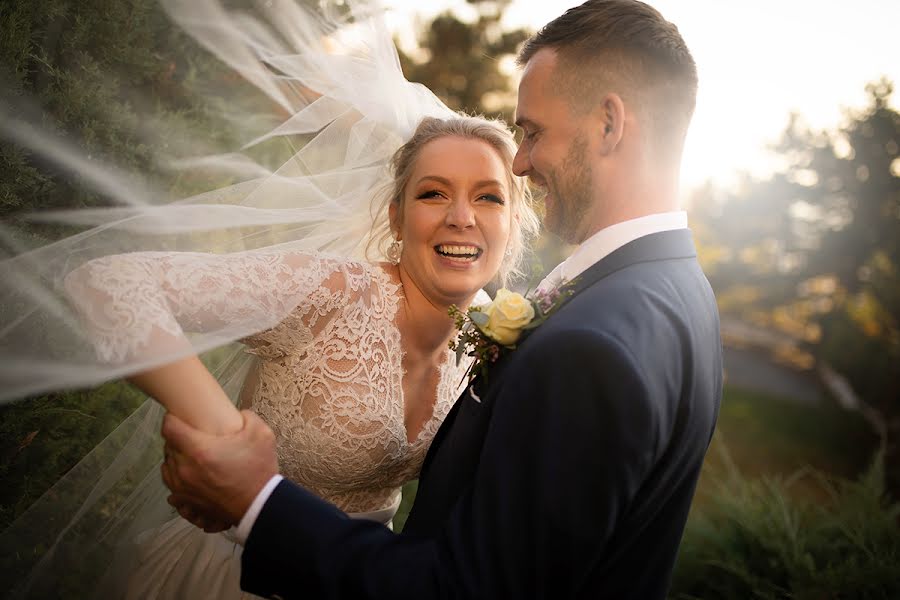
[241,328,659,599]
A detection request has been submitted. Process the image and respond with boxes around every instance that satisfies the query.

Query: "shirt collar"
[548,211,688,288]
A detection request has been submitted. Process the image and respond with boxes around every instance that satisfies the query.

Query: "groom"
[162,1,722,598]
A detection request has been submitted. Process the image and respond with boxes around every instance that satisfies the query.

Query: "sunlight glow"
[384,0,899,190]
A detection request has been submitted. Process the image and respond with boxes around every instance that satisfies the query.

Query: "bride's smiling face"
[392,136,511,308]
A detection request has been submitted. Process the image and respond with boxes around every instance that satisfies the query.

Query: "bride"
[0,0,538,598]
[69,115,534,599]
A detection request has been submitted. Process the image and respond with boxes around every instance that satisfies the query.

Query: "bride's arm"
[63,250,331,435]
[128,357,241,435]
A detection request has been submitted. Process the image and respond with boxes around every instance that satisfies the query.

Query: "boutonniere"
[448,282,574,383]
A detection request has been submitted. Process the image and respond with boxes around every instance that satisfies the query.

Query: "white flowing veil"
[0,0,459,596]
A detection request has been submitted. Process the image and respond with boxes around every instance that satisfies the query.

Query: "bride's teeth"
[437,245,479,257]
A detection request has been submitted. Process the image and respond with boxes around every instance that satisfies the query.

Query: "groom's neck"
[580,161,681,241]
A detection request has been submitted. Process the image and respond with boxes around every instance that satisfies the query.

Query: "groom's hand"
[161,410,279,527]
[166,494,232,533]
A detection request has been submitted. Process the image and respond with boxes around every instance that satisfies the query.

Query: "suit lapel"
[418,355,510,477]
[419,388,466,474]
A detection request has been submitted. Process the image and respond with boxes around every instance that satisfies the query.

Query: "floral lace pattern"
[243,259,468,513]
[66,251,469,514]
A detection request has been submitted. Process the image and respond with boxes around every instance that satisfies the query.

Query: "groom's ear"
[596,93,625,155]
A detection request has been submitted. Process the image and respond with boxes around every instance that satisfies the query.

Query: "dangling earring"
[387,238,402,264]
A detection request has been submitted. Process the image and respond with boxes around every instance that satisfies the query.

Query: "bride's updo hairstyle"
[371,115,539,286]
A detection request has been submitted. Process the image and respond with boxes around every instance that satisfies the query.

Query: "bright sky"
[383,0,900,189]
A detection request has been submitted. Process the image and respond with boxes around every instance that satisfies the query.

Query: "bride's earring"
[387,238,402,264]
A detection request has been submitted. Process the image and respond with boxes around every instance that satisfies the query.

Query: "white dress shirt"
[234,210,688,544]
[234,474,284,544]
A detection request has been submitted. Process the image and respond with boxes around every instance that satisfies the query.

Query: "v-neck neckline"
[373,264,468,447]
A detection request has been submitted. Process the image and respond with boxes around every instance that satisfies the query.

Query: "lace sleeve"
[63,251,341,364]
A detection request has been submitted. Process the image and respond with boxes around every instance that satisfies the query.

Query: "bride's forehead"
[413,137,505,172]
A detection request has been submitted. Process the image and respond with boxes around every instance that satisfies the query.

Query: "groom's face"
[513,49,595,244]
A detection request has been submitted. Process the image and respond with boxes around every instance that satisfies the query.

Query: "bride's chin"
[428,282,483,308]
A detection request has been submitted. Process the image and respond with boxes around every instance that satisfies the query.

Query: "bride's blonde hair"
[370,115,539,286]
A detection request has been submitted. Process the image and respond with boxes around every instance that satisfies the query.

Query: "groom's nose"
[512,143,530,177]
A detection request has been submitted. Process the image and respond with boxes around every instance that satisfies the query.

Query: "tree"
[691,80,900,495]
[786,80,900,494]
[0,0,279,236]
[397,0,530,122]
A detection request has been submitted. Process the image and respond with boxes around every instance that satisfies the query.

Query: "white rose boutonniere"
[448,282,575,383]
[481,288,535,345]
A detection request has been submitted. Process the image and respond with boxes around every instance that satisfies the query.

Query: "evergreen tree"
[0,0,269,230]
[0,0,273,537]
[397,0,529,122]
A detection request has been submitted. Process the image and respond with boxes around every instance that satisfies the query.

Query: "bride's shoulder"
[292,252,400,299]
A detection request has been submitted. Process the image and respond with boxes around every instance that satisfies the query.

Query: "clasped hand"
[160,410,279,534]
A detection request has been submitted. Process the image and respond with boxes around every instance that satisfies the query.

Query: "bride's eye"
[478,193,505,205]
[416,189,445,200]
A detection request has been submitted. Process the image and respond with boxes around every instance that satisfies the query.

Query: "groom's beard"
[545,134,593,244]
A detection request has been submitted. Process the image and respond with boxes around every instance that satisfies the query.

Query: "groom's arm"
[240,327,664,599]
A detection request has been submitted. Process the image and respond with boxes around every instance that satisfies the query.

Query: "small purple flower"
[532,287,560,314]
[487,345,500,362]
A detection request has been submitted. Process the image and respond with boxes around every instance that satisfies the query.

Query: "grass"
[698,385,879,504]
[0,383,147,531]
[677,385,892,598]
[672,450,900,600]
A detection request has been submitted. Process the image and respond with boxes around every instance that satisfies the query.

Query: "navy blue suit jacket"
[241,229,723,599]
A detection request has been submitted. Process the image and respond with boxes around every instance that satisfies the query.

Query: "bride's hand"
[161,410,279,525]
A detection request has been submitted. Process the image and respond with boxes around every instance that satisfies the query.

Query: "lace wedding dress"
[64,249,472,599]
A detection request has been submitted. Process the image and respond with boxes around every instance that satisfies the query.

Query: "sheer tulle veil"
[0,0,462,595]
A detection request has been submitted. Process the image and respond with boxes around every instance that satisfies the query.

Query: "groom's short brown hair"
[517,0,698,160]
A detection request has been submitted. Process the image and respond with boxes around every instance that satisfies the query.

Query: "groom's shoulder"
[558,255,707,328]
[495,324,660,430]
[511,268,693,370]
